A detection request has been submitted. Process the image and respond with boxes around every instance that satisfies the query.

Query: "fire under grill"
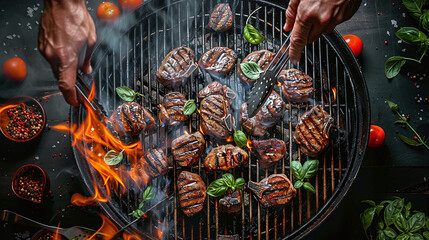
[71,0,370,239]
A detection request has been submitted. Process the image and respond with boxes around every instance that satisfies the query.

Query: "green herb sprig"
[207,173,245,197]
[386,100,429,150]
[290,160,319,193]
[240,62,264,80]
[233,130,248,148]
[360,197,429,240]
[129,186,154,218]
[104,149,124,165]
[116,86,144,102]
[183,100,197,115]
[243,7,265,45]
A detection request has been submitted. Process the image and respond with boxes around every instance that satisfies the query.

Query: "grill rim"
[70,0,371,239]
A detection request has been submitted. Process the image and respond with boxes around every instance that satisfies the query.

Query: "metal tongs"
[75,73,109,122]
[246,34,292,118]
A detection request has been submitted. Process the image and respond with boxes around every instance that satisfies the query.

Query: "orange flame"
[332,87,337,101]
[184,130,189,135]
[0,103,20,114]
[247,139,253,150]
[53,222,62,240]
[226,135,233,142]
[277,81,282,87]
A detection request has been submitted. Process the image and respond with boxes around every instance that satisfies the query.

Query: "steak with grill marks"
[219,189,242,213]
[139,149,168,178]
[156,46,197,87]
[204,144,248,171]
[177,171,206,216]
[248,174,296,208]
[278,68,314,103]
[209,3,233,32]
[159,92,189,126]
[252,138,286,168]
[240,91,285,137]
[172,131,205,167]
[198,47,236,76]
[238,50,275,83]
[200,94,234,139]
[109,102,155,136]
[198,81,236,103]
[293,105,334,157]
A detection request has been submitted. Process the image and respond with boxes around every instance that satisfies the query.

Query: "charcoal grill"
[71,0,370,239]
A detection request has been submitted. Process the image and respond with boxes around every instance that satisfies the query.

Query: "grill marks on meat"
[177,171,207,216]
[109,102,155,136]
[209,3,233,32]
[199,47,236,76]
[200,95,234,139]
[278,68,314,103]
[156,46,197,87]
[248,174,296,208]
[252,138,286,168]
[139,149,168,178]
[293,105,334,157]
[219,189,242,213]
[204,144,248,171]
[159,92,189,126]
[172,131,205,167]
[238,50,275,83]
[240,91,285,137]
[198,81,236,103]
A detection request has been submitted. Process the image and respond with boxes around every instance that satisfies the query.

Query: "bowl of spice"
[12,164,49,204]
[0,96,46,142]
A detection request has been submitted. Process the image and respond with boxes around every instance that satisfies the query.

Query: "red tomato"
[368,125,385,148]
[2,57,27,82]
[343,34,363,57]
[118,0,142,11]
[97,2,120,24]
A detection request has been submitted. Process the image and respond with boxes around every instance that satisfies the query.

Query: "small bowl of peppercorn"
[12,164,49,204]
[0,96,46,142]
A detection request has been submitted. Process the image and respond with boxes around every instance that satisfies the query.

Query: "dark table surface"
[0,0,428,239]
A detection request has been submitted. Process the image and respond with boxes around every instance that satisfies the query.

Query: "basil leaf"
[129,209,144,218]
[423,231,429,240]
[377,231,386,240]
[302,160,319,179]
[234,130,248,148]
[396,27,426,45]
[207,178,228,197]
[294,180,304,189]
[395,213,410,233]
[303,182,315,193]
[411,234,424,240]
[183,100,196,115]
[104,149,124,165]
[403,0,425,19]
[116,86,142,102]
[244,24,265,45]
[235,178,245,190]
[222,173,235,188]
[384,227,397,238]
[397,133,424,146]
[378,220,385,230]
[386,100,400,112]
[71,237,79,240]
[377,204,386,215]
[396,233,410,240]
[380,200,392,205]
[426,217,429,230]
[421,10,429,31]
[240,62,263,80]
[361,207,377,235]
[142,186,154,203]
[290,161,303,180]
[362,200,376,207]
[385,198,405,227]
[409,212,426,233]
[385,56,406,79]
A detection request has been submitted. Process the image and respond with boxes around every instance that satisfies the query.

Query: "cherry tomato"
[368,125,385,148]
[118,0,142,11]
[2,57,27,82]
[97,2,120,24]
[343,34,363,57]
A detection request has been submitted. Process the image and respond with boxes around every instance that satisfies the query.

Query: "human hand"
[284,0,361,64]
[38,0,96,106]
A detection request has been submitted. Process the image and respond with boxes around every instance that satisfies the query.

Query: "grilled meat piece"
[109,102,155,136]
[293,105,333,157]
[240,91,285,137]
[204,144,248,171]
[238,50,275,83]
[209,3,233,32]
[159,92,189,126]
[200,95,234,139]
[172,131,205,167]
[198,47,236,76]
[252,138,286,168]
[139,149,168,178]
[219,189,242,213]
[156,46,197,87]
[248,174,296,208]
[177,171,207,216]
[278,69,313,103]
[198,81,236,103]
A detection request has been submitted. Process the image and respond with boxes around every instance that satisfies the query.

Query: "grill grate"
[71,0,370,239]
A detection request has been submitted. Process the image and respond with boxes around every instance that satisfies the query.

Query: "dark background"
[0,0,428,239]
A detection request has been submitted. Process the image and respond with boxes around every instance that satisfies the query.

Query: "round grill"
[71,0,370,239]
